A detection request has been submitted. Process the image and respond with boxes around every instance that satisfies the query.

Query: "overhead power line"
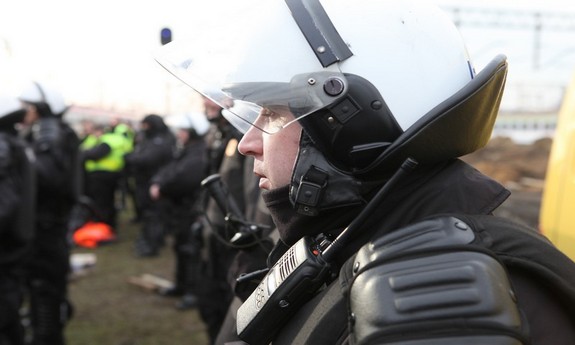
[441,6,575,31]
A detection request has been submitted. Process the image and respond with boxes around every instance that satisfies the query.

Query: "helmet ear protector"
[290,55,508,215]
[356,54,508,179]
[297,73,403,172]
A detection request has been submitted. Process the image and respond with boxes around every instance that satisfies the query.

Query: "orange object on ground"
[73,222,116,248]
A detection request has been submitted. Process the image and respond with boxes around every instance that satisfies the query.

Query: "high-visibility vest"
[85,132,126,172]
[80,134,99,151]
[113,124,135,153]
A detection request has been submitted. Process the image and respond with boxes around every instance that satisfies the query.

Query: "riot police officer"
[19,81,80,345]
[0,94,35,345]
[155,1,575,344]
[124,114,176,257]
[197,97,250,343]
[149,111,209,309]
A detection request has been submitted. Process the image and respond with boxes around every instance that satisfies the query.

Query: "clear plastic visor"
[154,36,347,134]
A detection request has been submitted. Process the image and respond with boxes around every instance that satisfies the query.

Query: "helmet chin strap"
[289,132,368,216]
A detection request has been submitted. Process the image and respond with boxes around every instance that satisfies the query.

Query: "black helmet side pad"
[286,0,508,215]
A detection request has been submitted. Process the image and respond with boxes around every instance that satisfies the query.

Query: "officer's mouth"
[255,172,270,190]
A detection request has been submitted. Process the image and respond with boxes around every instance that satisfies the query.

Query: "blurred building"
[440,2,575,143]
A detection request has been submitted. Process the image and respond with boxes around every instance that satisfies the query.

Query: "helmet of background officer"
[202,96,223,123]
[165,111,210,145]
[155,0,506,214]
[140,114,169,138]
[0,94,26,134]
[19,81,68,125]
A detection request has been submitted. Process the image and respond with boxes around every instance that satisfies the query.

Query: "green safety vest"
[84,132,128,172]
[113,123,135,152]
[80,134,99,151]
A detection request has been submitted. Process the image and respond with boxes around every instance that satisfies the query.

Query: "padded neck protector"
[356,54,508,179]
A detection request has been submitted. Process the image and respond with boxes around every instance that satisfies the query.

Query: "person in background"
[155,1,575,344]
[186,95,275,344]
[80,122,130,232]
[124,114,175,257]
[78,119,97,144]
[19,81,81,345]
[0,94,35,345]
[150,111,209,310]
[108,117,136,214]
[212,152,277,345]
[193,96,256,344]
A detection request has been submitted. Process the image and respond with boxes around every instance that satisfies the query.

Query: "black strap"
[285,0,353,67]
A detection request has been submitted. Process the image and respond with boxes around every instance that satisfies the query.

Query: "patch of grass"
[65,205,209,345]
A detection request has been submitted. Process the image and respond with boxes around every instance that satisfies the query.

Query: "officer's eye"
[260,108,275,117]
[254,106,294,134]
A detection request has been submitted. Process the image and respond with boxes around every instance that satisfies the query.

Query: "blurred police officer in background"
[0,94,35,345]
[19,81,81,345]
[195,97,247,343]
[191,95,275,344]
[107,117,136,214]
[212,152,277,345]
[124,114,176,257]
[149,111,209,310]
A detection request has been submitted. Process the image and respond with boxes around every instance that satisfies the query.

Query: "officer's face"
[176,128,189,145]
[21,103,39,126]
[238,108,301,190]
[203,97,222,122]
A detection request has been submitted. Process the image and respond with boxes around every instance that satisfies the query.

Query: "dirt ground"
[461,136,551,229]
[64,135,551,345]
[66,210,210,345]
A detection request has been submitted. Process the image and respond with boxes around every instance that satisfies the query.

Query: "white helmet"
[19,81,68,116]
[0,95,23,117]
[165,111,210,136]
[156,0,507,212]
[156,0,472,128]
[0,94,26,129]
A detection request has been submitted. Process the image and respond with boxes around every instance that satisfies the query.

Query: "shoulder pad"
[356,216,475,268]
[348,216,527,345]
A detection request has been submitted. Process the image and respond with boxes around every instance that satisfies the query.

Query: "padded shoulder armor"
[348,216,527,345]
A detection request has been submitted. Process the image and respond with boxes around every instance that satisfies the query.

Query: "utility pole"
[533,12,542,70]
[441,5,575,70]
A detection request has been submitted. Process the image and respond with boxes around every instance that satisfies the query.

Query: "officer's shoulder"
[0,136,12,167]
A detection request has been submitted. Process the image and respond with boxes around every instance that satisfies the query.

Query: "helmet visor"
[153,2,347,134]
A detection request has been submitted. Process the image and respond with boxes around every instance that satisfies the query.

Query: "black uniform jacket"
[151,139,207,203]
[269,159,575,345]
[124,130,175,185]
